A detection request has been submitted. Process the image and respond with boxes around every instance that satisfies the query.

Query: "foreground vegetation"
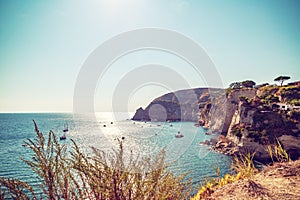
[0,121,191,199]
[191,139,292,200]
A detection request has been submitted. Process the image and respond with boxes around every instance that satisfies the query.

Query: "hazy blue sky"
[1,0,299,112]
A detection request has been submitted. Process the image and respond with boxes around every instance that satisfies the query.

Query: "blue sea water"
[0,112,232,196]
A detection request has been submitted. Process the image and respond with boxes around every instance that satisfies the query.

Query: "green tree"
[274,76,290,86]
[229,82,242,89]
[241,80,256,88]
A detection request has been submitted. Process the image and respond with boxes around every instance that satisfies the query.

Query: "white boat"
[175,131,184,138]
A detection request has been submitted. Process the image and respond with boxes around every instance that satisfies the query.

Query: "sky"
[0,0,299,112]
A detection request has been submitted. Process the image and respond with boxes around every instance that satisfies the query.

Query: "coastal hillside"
[132,88,224,122]
[132,80,300,161]
[200,81,300,162]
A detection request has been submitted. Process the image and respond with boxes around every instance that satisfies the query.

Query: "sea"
[0,112,232,196]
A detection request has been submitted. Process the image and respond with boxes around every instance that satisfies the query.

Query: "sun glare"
[101,0,138,11]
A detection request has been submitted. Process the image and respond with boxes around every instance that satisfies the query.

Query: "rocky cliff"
[204,84,300,162]
[199,88,257,133]
[132,88,224,122]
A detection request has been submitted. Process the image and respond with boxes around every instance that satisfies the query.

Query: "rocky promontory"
[132,88,224,122]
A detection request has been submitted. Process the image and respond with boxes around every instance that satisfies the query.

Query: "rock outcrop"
[278,135,300,159]
[199,88,257,133]
[132,88,224,122]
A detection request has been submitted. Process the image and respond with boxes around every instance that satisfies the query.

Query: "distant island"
[132,78,300,162]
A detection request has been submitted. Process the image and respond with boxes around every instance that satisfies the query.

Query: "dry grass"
[191,153,257,200]
[0,177,35,199]
[267,139,291,163]
[192,142,299,200]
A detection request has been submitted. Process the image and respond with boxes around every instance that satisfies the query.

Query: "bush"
[290,99,300,106]
[259,85,279,95]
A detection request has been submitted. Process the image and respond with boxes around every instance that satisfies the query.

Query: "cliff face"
[205,84,300,162]
[199,88,257,133]
[132,88,224,122]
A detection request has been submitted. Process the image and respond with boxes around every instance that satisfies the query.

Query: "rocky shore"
[209,135,239,156]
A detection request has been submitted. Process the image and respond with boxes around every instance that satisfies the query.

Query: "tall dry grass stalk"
[231,153,258,178]
[267,139,290,163]
[0,177,35,199]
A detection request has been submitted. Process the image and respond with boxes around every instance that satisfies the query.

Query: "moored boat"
[60,123,68,140]
[175,131,184,138]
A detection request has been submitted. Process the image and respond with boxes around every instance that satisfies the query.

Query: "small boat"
[60,135,66,140]
[60,123,68,140]
[175,131,184,138]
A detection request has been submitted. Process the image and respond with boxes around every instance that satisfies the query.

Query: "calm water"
[0,113,232,195]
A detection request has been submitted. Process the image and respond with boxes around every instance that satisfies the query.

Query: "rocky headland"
[132,81,300,162]
[132,88,224,122]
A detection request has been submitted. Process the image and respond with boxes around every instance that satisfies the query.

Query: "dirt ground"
[206,160,300,200]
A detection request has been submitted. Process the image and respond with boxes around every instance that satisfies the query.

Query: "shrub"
[258,85,280,102]
[241,80,256,88]
[290,99,300,106]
